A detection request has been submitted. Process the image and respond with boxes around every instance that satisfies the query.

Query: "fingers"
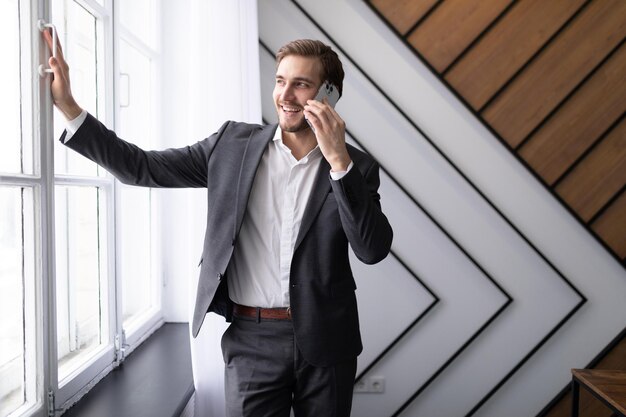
[305,99,350,171]
[303,106,329,130]
[49,56,63,82]
[42,27,65,60]
[324,100,342,121]
[304,99,343,133]
[43,28,52,49]
[42,29,69,85]
[55,32,65,60]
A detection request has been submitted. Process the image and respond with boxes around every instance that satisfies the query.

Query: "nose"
[280,83,295,102]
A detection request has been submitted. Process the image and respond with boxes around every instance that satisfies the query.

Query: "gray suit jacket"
[62,114,393,366]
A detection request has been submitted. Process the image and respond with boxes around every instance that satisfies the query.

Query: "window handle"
[38,19,57,77]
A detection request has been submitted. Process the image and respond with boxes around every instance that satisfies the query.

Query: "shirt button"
[217,273,222,281]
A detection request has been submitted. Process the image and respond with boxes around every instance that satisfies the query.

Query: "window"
[0,187,36,417]
[1,0,32,175]
[54,185,110,382]
[117,0,160,334]
[1,1,161,416]
[0,1,38,415]
[51,1,112,393]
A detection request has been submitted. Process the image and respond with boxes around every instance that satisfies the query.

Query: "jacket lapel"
[233,124,276,240]
[294,157,331,252]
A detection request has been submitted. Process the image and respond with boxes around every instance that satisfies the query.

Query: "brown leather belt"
[233,303,292,320]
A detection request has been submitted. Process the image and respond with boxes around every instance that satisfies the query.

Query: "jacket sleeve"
[61,113,229,188]
[330,158,393,264]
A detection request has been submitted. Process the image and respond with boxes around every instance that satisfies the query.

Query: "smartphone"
[306,81,340,131]
[315,81,340,107]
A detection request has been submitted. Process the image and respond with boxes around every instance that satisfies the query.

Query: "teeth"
[282,106,300,112]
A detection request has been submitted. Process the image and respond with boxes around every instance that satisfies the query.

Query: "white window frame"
[1,0,163,416]
[112,0,163,352]
[49,0,116,411]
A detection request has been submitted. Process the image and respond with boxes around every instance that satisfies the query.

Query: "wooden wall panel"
[518,44,626,184]
[556,121,626,222]
[542,333,626,417]
[370,0,439,35]
[591,191,626,260]
[445,0,585,110]
[481,0,626,147]
[407,0,511,72]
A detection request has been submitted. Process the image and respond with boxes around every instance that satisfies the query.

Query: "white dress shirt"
[64,112,352,308]
[228,126,352,308]
[64,110,88,141]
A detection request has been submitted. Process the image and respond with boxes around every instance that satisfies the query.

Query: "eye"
[276,79,285,86]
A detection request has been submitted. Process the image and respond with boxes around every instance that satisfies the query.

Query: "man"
[45,31,392,417]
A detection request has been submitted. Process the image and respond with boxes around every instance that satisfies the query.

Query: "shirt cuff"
[329,161,354,181]
[63,110,88,142]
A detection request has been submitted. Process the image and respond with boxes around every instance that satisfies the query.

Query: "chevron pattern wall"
[258,1,626,416]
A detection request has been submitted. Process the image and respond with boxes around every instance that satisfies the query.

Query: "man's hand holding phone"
[304,82,351,172]
[307,81,340,130]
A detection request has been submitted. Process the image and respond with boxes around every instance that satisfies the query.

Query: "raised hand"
[42,28,83,120]
[303,98,352,172]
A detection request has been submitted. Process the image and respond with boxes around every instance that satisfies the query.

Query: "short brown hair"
[276,39,345,97]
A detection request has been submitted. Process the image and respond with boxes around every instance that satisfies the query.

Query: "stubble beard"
[280,118,310,133]
[277,107,311,133]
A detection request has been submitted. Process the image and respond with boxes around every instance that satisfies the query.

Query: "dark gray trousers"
[221,316,357,417]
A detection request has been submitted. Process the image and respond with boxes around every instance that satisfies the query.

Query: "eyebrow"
[275,75,316,84]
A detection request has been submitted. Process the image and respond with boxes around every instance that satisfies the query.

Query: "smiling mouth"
[281,105,302,114]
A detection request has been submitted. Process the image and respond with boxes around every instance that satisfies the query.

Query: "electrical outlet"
[369,376,385,393]
[353,379,368,393]
[353,376,385,393]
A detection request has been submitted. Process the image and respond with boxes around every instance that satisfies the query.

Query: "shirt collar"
[272,125,283,142]
[273,125,322,163]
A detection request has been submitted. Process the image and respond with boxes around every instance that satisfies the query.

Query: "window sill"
[62,323,194,417]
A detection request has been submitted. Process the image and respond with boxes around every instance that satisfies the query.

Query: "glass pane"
[119,0,155,48]
[0,0,31,174]
[120,187,153,325]
[119,39,152,145]
[0,187,35,416]
[53,0,104,177]
[119,39,155,325]
[55,186,108,381]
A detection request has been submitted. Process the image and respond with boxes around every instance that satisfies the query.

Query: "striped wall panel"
[407,0,512,72]
[445,0,587,110]
[259,0,626,416]
[369,0,626,265]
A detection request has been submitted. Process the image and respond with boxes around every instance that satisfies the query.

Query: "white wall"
[158,4,263,417]
[158,1,262,325]
[158,0,205,322]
